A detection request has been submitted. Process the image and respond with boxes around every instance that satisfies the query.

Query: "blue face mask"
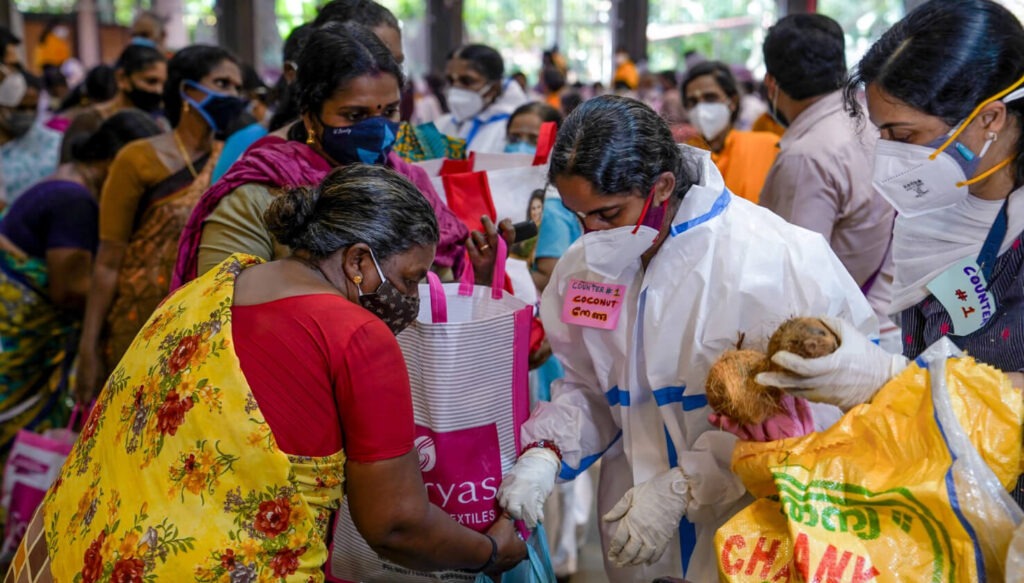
[318,116,400,165]
[504,141,537,155]
[131,37,158,48]
[181,80,247,135]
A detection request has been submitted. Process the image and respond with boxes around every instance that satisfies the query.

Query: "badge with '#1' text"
[925,257,998,336]
[561,278,626,330]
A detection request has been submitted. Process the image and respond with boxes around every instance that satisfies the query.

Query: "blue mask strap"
[181,80,219,131]
[977,198,1009,282]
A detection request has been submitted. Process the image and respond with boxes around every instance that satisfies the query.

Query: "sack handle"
[458,236,508,299]
[532,121,557,166]
[426,271,447,323]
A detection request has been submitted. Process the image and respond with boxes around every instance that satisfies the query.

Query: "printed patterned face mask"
[356,250,420,335]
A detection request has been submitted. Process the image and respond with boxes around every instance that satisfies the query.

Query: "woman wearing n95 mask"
[757,0,1024,508]
[435,43,528,153]
[496,95,875,583]
[682,61,779,204]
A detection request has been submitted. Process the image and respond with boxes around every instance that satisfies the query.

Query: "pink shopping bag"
[327,239,533,582]
[1,405,84,556]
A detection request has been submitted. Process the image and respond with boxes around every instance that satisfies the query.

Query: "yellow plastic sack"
[716,338,1024,582]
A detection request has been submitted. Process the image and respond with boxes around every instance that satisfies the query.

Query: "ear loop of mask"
[631,185,658,235]
[931,72,1024,187]
[354,249,388,297]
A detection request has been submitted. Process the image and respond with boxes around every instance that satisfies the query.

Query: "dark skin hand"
[467,216,516,285]
[346,450,526,575]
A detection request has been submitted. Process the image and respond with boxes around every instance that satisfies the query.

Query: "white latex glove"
[755,316,909,411]
[603,467,692,568]
[497,447,560,528]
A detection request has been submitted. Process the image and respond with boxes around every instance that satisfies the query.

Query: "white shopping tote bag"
[328,239,535,582]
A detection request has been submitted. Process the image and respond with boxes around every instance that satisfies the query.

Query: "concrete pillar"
[253,0,282,76]
[779,0,816,17]
[427,0,463,74]
[612,0,648,63]
[216,0,255,66]
[76,0,101,68]
[903,0,927,13]
[154,0,187,51]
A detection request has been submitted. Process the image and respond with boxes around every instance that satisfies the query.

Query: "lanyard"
[976,198,1009,282]
[465,113,510,147]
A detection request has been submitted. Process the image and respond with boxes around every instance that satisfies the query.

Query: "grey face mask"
[3,109,35,138]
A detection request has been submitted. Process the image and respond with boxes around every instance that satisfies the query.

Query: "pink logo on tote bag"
[415,424,502,532]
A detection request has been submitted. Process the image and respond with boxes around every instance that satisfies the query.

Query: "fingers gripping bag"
[716,338,1024,583]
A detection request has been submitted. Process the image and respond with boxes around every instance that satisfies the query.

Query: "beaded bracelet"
[524,439,563,461]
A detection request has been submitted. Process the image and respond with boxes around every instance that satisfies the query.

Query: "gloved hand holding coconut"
[707,317,903,440]
[756,316,909,411]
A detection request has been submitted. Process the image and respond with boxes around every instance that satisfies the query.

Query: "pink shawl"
[172,137,467,289]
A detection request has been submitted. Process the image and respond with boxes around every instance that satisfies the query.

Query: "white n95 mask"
[872,135,989,218]
[691,102,731,141]
[581,224,659,280]
[446,85,490,124]
[0,66,26,108]
[873,79,1024,217]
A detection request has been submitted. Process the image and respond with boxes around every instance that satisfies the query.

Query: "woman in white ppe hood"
[758,0,1024,508]
[496,95,877,583]
[435,43,528,153]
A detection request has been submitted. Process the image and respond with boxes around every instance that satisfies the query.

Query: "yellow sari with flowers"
[5,254,345,583]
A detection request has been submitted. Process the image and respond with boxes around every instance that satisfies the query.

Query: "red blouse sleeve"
[335,318,415,463]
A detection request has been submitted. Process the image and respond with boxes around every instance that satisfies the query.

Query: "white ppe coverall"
[521,149,878,582]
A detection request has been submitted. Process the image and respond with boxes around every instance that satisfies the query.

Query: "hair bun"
[265,185,321,249]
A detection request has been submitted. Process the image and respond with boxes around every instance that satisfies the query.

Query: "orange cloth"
[33,34,71,69]
[751,112,786,137]
[545,92,562,110]
[686,129,780,204]
[613,61,639,90]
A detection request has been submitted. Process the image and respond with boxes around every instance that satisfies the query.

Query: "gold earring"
[306,127,316,146]
[353,275,363,285]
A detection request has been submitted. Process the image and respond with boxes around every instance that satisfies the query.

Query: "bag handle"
[532,121,557,166]
[67,404,82,431]
[426,271,447,323]
[66,400,94,431]
[458,236,508,299]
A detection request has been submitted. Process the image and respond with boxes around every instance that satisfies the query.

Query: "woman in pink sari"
[174,23,500,289]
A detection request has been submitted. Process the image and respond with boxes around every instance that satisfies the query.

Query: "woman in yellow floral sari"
[5,164,525,582]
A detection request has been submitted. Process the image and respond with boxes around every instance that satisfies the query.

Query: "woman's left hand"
[466,216,515,285]
[708,393,816,442]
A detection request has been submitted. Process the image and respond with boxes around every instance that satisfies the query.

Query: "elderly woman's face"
[375,243,437,297]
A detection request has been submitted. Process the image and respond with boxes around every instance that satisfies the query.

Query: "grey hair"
[265,164,439,260]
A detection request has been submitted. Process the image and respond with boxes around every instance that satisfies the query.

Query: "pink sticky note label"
[561,278,626,330]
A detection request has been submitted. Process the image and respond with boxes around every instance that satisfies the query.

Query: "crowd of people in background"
[3,0,1024,581]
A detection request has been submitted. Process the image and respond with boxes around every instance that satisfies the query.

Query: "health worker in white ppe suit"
[435,43,528,154]
[758,0,1024,509]
[496,95,877,583]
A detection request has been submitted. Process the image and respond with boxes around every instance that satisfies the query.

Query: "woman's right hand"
[74,347,103,405]
[483,516,528,576]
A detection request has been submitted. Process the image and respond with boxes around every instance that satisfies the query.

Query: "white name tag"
[925,257,997,336]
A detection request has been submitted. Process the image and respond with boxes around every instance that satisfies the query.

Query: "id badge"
[925,257,997,336]
[561,278,626,330]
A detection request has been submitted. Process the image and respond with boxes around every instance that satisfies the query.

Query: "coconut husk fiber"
[707,319,840,425]
[767,317,839,364]
[706,350,779,425]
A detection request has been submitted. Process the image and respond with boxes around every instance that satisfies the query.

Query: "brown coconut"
[706,350,780,425]
[767,317,839,365]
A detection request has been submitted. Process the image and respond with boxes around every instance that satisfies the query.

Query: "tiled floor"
[569,537,609,582]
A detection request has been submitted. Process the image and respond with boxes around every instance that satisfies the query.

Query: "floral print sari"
[5,254,345,583]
